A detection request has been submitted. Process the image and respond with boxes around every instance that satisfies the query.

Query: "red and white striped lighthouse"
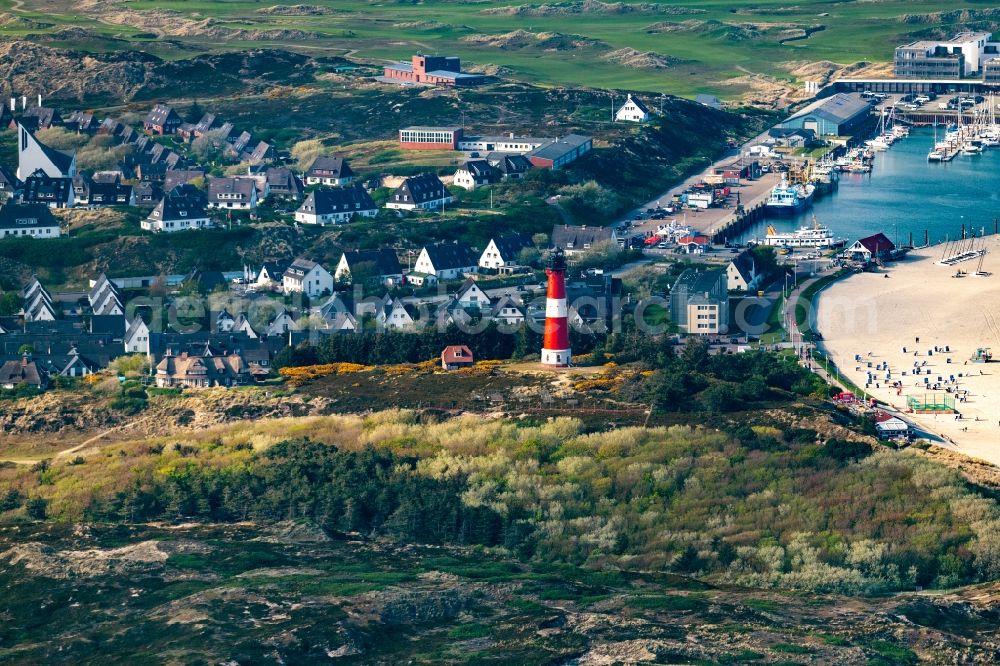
[541,249,571,367]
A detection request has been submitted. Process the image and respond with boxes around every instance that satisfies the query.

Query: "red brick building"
[383,55,487,87]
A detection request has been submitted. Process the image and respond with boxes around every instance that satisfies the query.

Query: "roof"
[0,203,59,230]
[22,171,73,204]
[695,94,722,109]
[729,250,756,281]
[402,125,462,132]
[208,176,256,201]
[164,169,206,191]
[149,185,208,222]
[673,268,726,298]
[528,134,592,162]
[622,94,651,114]
[489,232,534,261]
[487,154,533,174]
[678,234,710,245]
[856,233,895,254]
[551,224,614,249]
[340,248,402,277]
[21,124,75,175]
[393,173,450,205]
[299,185,376,215]
[284,257,326,280]
[458,160,498,179]
[145,104,178,126]
[441,345,473,364]
[785,93,871,126]
[421,242,479,271]
[265,167,302,194]
[0,358,46,386]
[306,156,353,179]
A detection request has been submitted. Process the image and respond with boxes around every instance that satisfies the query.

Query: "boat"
[764,174,815,216]
[761,217,843,248]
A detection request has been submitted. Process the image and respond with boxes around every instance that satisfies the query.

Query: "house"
[676,234,711,255]
[527,134,592,170]
[875,412,911,441]
[263,167,303,200]
[193,113,221,136]
[777,93,872,137]
[845,233,896,263]
[21,170,74,208]
[255,261,289,289]
[455,278,491,310]
[86,178,134,207]
[727,250,761,292]
[0,203,60,238]
[233,313,259,339]
[767,127,818,149]
[385,173,453,211]
[0,165,19,200]
[487,153,533,180]
[207,176,258,210]
[453,160,499,190]
[248,141,275,164]
[441,345,474,370]
[265,308,299,336]
[66,111,98,133]
[376,298,415,330]
[144,104,182,135]
[383,54,487,87]
[313,295,359,332]
[413,242,479,280]
[551,225,617,256]
[163,169,205,192]
[670,268,729,335]
[479,232,534,270]
[695,94,723,110]
[124,315,151,354]
[88,274,124,316]
[13,106,63,132]
[304,156,354,186]
[0,355,48,390]
[230,131,254,156]
[399,126,463,150]
[616,94,652,123]
[214,309,235,333]
[133,182,159,208]
[16,124,76,180]
[282,258,333,298]
[491,295,526,326]
[154,350,250,388]
[142,185,211,232]
[335,248,403,286]
[295,185,378,225]
[22,278,56,322]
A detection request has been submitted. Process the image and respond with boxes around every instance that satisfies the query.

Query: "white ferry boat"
[761,219,843,248]
[764,174,815,217]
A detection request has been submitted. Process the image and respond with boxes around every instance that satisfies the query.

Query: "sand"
[815,239,1000,466]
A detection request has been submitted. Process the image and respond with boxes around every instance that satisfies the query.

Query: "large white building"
[282,258,333,298]
[616,94,652,123]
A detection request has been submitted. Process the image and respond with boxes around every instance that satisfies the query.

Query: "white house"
[455,278,492,310]
[726,250,761,292]
[453,160,499,191]
[295,185,378,226]
[0,203,61,239]
[376,298,415,330]
[17,123,76,180]
[233,313,259,339]
[207,176,258,210]
[385,173,454,211]
[282,258,334,298]
[334,248,403,286]
[265,309,300,336]
[123,315,151,354]
[616,94,652,123]
[142,187,211,233]
[304,156,354,186]
[479,233,534,270]
[491,295,526,326]
[413,242,479,281]
[255,261,288,289]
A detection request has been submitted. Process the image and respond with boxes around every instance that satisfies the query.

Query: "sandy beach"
[815,238,1000,466]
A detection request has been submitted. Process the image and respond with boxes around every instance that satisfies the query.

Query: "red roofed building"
[846,233,896,262]
[677,234,711,254]
[441,345,474,371]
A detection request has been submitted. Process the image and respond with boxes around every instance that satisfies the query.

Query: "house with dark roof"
[11,106,63,132]
[80,175,134,207]
[487,153,533,180]
[304,156,354,186]
[143,104,182,135]
[490,295,526,326]
[295,185,377,225]
[0,203,60,238]
[255,261,289,289]
[21,169,74,208]
[0,355,48,390]
[207,176,258,210]
[263,167,303,200]
[453,160,499,191]
[248,141,275,164]
[334,248,403,286]
[66,111,98,133]
[0,165,19,200]
[16,124,76,180]
[142,185,211,233]
[527,134,592,169]
[193,113,221,136]
[385,173,453,211]
[670,268,729,335]
[479,232,534,270]
[551,225,617,256]
[726,249,760,292]
[616,94,652,123]
[413,241,479,280]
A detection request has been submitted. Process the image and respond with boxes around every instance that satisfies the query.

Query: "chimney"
[20,96,25,110]
[37,94,41,108]
[9,98,13,112]
[21,353,29,366]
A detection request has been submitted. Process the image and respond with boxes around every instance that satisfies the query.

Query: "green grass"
[3,0,994,97]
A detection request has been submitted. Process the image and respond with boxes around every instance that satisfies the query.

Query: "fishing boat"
[761,217,844,248]
[764,173,815,217]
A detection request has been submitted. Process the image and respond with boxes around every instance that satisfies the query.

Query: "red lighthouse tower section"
[541,249,571,367]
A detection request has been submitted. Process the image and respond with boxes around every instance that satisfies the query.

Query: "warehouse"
[776,93,872,138]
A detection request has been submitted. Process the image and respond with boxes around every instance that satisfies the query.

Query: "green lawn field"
[0,0,993,97]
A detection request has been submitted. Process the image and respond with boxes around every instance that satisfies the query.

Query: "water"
[737,128,1000,247]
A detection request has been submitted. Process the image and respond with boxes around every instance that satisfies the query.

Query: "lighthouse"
[541,248,571,367]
